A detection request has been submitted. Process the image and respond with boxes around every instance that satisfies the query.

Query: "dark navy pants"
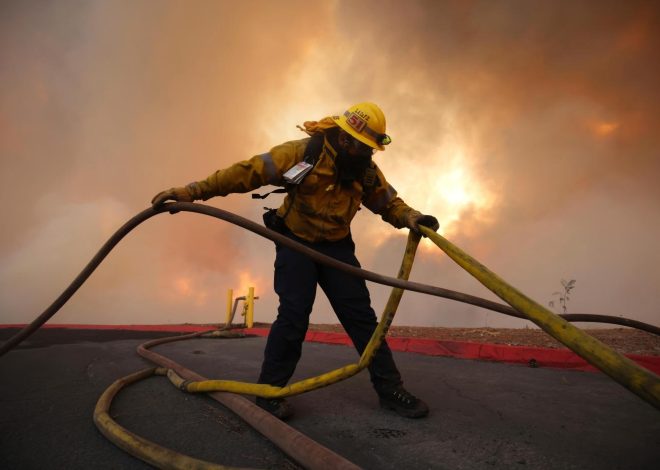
[257,232,403,394]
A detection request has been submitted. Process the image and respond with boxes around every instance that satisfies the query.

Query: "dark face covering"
[334,132,374,186]
[336,149,372,186]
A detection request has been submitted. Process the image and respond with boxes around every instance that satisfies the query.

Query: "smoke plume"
[1,1,658,329]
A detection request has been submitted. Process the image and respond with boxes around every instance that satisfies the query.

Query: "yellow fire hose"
[420,226,660,410]
[93,367,244,470]
[93,233,420,469]
[131,207,659,411]
[162,232,420,398]
[1,202,659,469]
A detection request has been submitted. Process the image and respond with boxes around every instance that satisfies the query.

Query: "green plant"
[549,279,576,314]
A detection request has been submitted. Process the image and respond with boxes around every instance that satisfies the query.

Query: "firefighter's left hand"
[408,213,440,236]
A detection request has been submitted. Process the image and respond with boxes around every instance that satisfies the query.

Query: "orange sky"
[1,0,659,328]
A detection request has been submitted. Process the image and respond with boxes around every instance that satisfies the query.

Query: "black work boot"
[255,397,294,420]
[378,387,429,418]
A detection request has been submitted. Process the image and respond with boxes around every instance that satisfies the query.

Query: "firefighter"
[152,102,439,419]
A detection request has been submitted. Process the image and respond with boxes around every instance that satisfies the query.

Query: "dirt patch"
[254,323,660,356]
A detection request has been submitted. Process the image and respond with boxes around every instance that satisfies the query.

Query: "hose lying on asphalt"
[1,202,659,469]
[94,339,361,470]
[93,366,242,470]
[95,232,421,470]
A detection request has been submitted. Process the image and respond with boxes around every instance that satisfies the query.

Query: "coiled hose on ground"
[1,202,659,469]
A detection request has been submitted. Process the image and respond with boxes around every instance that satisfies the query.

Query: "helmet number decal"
[346,112,367,133]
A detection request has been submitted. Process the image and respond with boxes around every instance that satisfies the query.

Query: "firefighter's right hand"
[406,212,440,237]
[151,186,194,208]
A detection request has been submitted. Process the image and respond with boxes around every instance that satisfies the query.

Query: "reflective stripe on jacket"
[189,136,420,242]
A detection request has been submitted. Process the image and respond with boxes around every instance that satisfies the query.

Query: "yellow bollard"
[246,287,254,328]
[224,289,233,327]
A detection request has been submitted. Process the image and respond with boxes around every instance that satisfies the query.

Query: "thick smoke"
[1,1,658,328]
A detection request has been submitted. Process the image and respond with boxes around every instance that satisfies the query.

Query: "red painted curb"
[3,324,659,374]
[236,328,660,375]
[258,329,660,374]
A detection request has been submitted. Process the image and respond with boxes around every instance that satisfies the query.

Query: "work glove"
[407,212,440,236]
[151,186,195,208]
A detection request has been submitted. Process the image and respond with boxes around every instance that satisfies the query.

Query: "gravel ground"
[291,324,660,356]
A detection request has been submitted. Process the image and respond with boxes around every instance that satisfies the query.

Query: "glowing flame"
[588,120,620,137]
[174,277,192,296]
[355,139,495,250]
[235,270,261,297]
[171,275,208,306]
[403,146,494,240]
[433,167,473,212]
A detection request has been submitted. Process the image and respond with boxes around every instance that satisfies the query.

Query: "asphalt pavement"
[0,328,658,469]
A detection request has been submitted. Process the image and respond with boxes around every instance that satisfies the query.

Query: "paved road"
[0,328,658,469]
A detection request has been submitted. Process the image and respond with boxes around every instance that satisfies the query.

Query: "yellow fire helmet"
[332,102,392,151]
